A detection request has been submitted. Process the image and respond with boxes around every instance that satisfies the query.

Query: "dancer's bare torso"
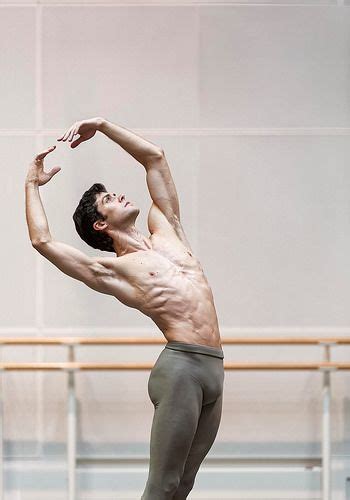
[95,228,222,348]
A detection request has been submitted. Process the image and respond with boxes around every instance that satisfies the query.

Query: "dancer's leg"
[172,393,223,500]
[141,351,203,500]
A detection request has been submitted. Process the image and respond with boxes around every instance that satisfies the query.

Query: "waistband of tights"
[165,340,224,359]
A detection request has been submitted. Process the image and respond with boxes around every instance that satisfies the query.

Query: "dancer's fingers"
[34,145,56,162]
[68,123,78,142]
[57,125,74,142]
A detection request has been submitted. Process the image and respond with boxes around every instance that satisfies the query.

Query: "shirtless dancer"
[25,117,225,500]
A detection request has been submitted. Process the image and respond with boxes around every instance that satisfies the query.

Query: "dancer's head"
[73,183,140,252]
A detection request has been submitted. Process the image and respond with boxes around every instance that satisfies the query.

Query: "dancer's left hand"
[26,145,61,186]
[57,117,103,148]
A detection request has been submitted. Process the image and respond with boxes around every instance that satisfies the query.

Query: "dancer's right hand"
[57,117,104,149]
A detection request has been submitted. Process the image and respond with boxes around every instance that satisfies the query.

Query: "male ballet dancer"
[25,117,225,500]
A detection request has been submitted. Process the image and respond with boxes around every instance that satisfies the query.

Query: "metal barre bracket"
[319,366,337,372]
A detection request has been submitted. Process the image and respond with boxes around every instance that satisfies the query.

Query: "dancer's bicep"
[144,150,180,224]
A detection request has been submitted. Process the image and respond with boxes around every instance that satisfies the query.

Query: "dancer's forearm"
[98,119,162,167]
[25,180,52,245]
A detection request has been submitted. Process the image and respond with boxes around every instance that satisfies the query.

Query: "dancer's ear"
[93,220,108,232]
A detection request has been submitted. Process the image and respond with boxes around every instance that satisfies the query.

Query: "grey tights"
[141,340,225,500]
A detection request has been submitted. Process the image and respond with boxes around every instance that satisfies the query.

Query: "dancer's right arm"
[31,239,136,305]
[31,239,116,294]
[25,146,124,295]
[25,193,116,295]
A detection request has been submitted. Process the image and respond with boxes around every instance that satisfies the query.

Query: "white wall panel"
[1,0,339,4]
[42,6,198,129]
[199,6,350,127]
[0,8,36,129]
[3,373,40,458]
[2,348,40,459]
[1,1,34,4]
[40,344,162,449]
[76,373,152,451]
[197,135,350,326]
[0,137,37,326]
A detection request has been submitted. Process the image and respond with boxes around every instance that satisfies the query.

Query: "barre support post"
[67,346,77,500]
[321,343,332,500]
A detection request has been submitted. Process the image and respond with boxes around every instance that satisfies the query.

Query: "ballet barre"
[0,336,348,345]
[0,336,348,500]
[0,361,348,370]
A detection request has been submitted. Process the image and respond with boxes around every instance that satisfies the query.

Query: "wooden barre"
[0,362,349,371]
[0,337,349,345]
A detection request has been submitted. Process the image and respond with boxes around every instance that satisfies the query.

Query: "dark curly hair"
[73,183,115,253]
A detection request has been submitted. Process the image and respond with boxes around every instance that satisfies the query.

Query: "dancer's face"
[93,191,140,231]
